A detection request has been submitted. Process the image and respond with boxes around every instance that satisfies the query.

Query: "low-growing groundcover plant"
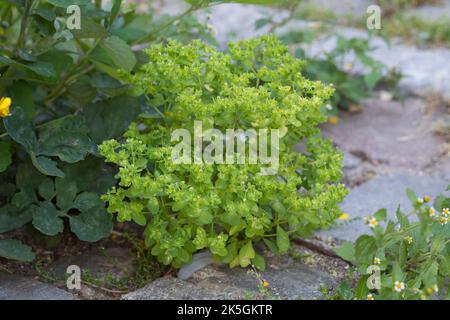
[100,35,348,269]
[335,187,450,300]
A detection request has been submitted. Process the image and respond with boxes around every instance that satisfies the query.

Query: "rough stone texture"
[123,251,341,300]
[404,0,450,21]
[303,0,372,16]
[0,272,74,300]
[49,246,134,280]
[322,97,448,171]
[304,27,450,101]
[319,171,450,242]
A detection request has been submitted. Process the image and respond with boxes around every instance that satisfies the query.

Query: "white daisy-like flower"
[368,217,378,228]
[367,294,374,300]
[441,217,448,225]
[394,281,406,292]
[417,197,424,205]
[373,257,381,265]
[443,208,449,217]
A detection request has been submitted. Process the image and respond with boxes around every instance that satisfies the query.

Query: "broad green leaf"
[71,18,109,39]
[355,235,377,263]
[396,206,410,229]
[31,202,64,236]
[38,178,55,201]
[31,156,65,177]
[392,261,404,281]
[0,205,33,233]
[354,276,369,299]
[374,208,387,222]
[252,254,266,271]
[69,207,112,242]
[72,192,103,211]
[405,188,417,204]
[276,225,290,252]
[334,241,356,263]
[0,142,12,173]
[82,95,140,144]
[11,187,35,209]
[24,61,56,78]
[10,81,35,117]
[239,241,255,268]
[146,197,160,215]
[55,179,77,211]
[263,238,278,254]
[0,239,35,261]
[37,131,93,163]
[92,36,136,72]
[3,106,37,151]
[364,71,382,90]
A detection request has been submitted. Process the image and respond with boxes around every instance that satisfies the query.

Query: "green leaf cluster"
[100,36,347,269]
[335,187,450,300]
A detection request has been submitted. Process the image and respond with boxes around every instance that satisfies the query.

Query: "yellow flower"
[0,96,12,117]
[405,236,413,244]
[338,213,349,220]
[440,217,448,225]
[328,116,338,125]
[417,197,424,205]
[443,208,449,217]
[367,294,374,300]
[424,195,431,203]
[426,285,438,295]
[429,207,436,217]
[262,280,270,288]
[394,281,405,292]
[373,257,381,265]
[368,217,378,228]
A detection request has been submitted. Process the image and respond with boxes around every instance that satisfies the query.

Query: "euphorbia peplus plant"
[100,36,348,269]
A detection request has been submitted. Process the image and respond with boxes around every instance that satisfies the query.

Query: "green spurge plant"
[335,187,450,300]
[100,35,347,269]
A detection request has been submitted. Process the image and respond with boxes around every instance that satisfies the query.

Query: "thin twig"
[293,238,354,266]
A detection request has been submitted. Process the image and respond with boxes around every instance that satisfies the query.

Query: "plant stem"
[16,0,33,50]
[42,39,101,103]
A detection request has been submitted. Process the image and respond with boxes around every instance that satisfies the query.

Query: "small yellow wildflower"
[417,197,424,205]
[366,294,374,300]
[0,96,12,118]
[405,236,413,244]
[429,207,436,217]
[373,257,381,265]
[262,280,270,288]
[394,281,406,293]
[424,195,431,203]
[368,217,378,228]
[338,213,349,220]
[328,116,338,125]
[426,285,438,295]
[443,208,449,217]
[441,217,448,225]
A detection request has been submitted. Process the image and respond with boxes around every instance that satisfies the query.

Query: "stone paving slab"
[123,250,342,300]
[305,27,450,102]
[321,97,447,171]
[0,272,74,300]
[319,170,450,242]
